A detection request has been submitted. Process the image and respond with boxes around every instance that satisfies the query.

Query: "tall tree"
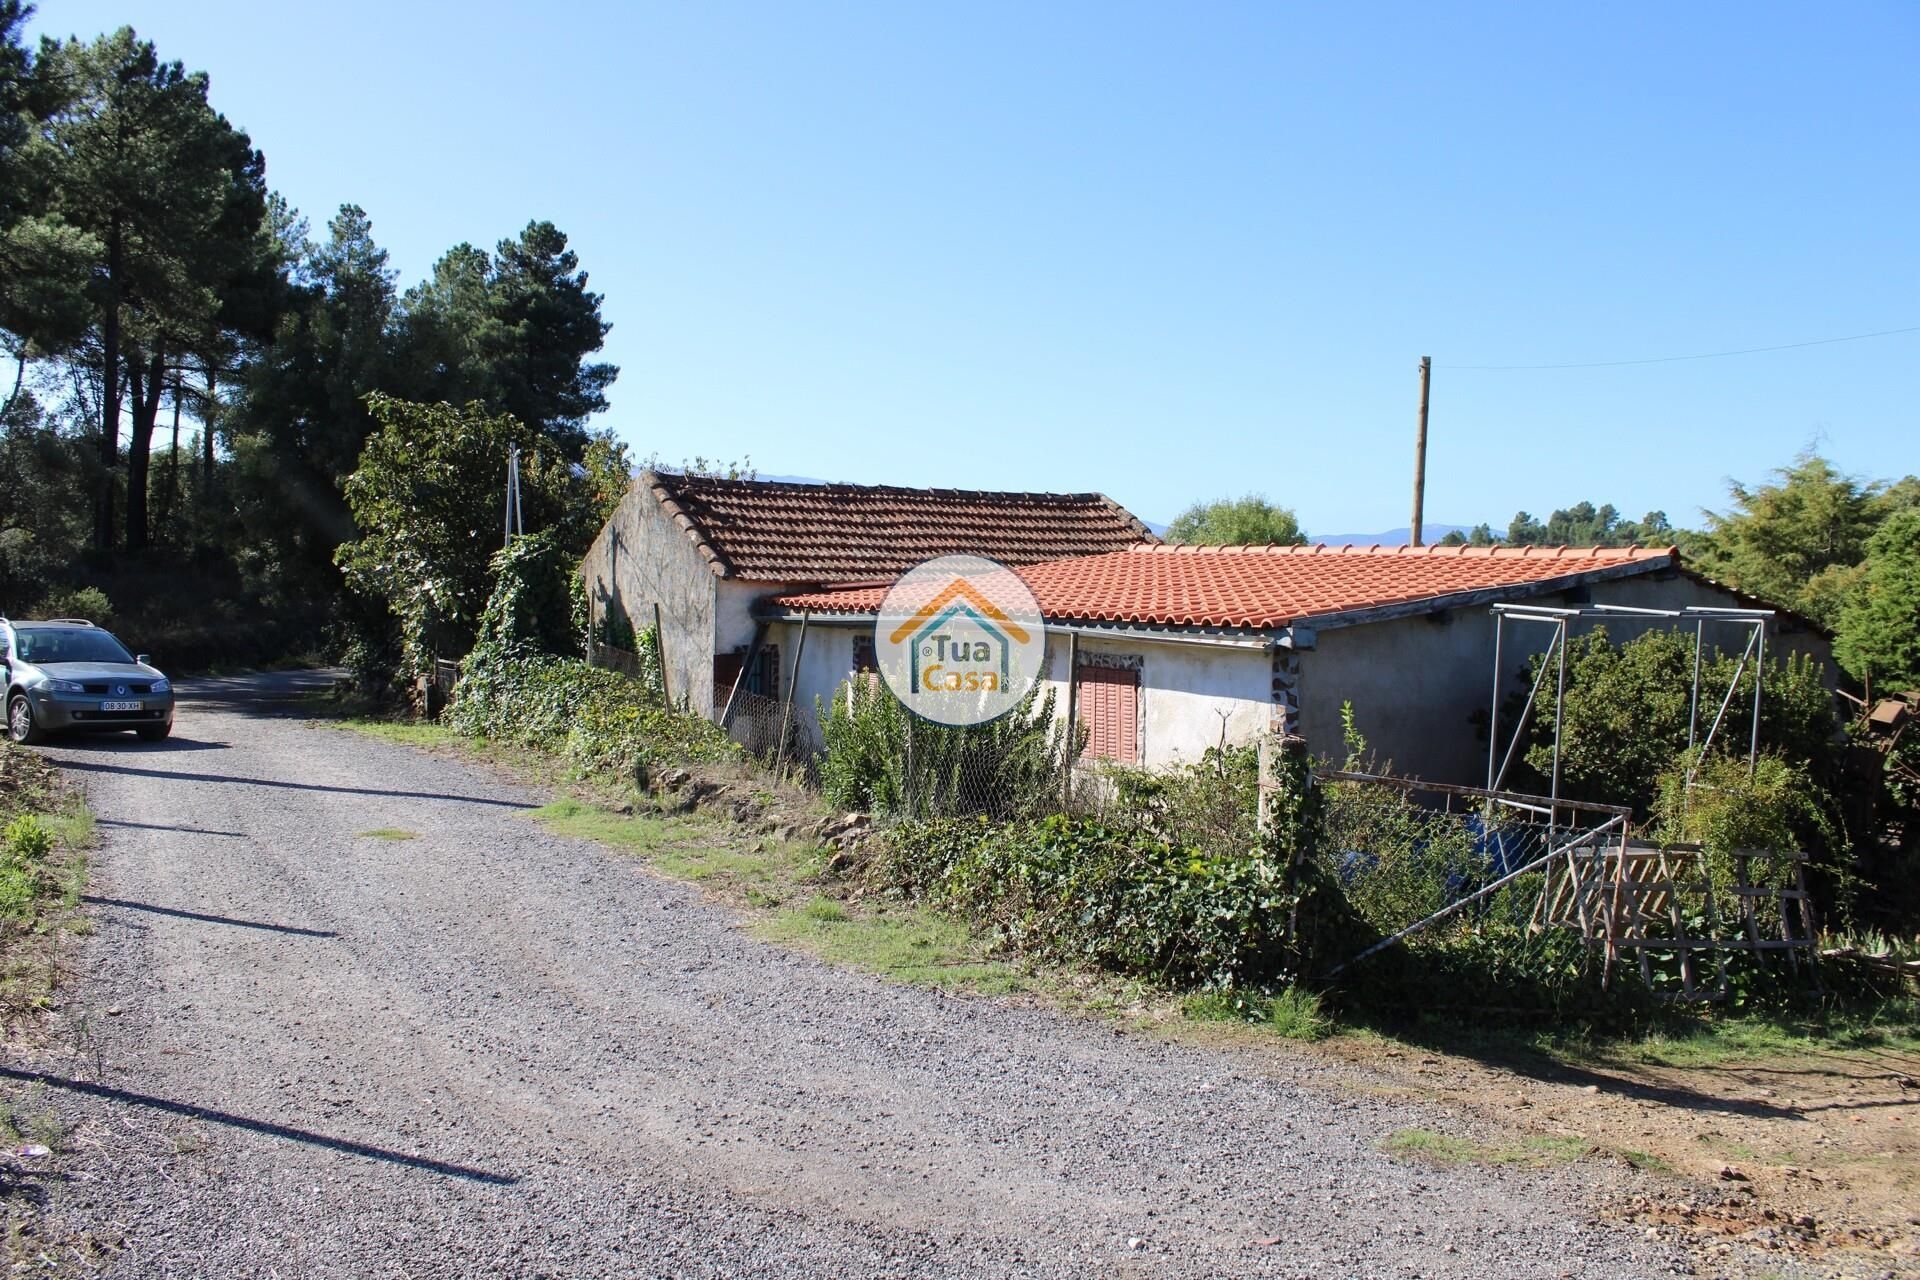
[397,221,615,455]
[227,204,397,594]
[32,27,271,551]
[1166,495,1307,546]
[0,3,92,411]
[1502,503,1673,547]
[1689,453,1914,627]
[337,396,608,678]
[1835,508,1920,693]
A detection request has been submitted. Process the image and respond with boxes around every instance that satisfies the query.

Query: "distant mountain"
[1310,524,1477,547]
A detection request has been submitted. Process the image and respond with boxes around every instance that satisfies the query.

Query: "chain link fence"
[1313,769,1629,968]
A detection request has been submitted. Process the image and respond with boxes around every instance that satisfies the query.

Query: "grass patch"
[756,899,1027,994]
[527,796,1029,995]
[0,745,96,1021]
[1615,1147,1674,1173]
[1379,1127,1592,1169]
[1182,985,1332,1040]
[356,828,417,842]
[335,717,460,749]
[1543,1002,1920,1069]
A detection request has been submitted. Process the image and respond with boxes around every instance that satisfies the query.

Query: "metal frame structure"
[1485,601,1773,826]
[1310,767,1820,998]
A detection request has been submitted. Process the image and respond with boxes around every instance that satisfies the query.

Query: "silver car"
[2,617,175,743]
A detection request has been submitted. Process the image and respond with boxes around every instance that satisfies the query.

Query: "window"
[851,633,877,674]
[1076,664,1140,762]
[13,627,134,665]
[715,646,780,701]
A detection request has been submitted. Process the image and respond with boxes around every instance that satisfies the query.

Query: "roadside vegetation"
[0,739,94,1260]
[0,742,91,1022]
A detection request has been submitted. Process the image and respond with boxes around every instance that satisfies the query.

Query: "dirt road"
[16,673,1683,1277]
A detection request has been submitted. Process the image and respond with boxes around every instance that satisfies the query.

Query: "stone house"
[579,472,1156,720]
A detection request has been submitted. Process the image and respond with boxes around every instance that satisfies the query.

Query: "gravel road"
[17,672,1687,1278]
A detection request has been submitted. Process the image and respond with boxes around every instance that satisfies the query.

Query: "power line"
[1442,323,1920,371]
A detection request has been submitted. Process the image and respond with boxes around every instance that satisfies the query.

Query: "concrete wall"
[1296,568,1838,786]
[763,622,1273,770]
[580,479,720,718]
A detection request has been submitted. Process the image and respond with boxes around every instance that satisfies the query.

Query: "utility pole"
[504,446,524,547]
[1410,355,1431,546]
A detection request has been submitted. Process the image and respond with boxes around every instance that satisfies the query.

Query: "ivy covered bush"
[872,745,1336,989]
[877,814,1309,986]
[450,652,737,783]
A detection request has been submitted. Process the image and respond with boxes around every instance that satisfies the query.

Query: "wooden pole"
[651,601,670,705]
[1061,632,1080,809]
[774,612,810,766]
[1410,355,1431,546]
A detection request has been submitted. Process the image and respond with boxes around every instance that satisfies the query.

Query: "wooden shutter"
[1076,665,1140,762]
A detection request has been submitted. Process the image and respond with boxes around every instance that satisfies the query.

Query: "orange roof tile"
[769,543,1680,630]
[645,472,1155,581]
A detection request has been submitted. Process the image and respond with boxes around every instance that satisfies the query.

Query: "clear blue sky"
[28,1,1920,533]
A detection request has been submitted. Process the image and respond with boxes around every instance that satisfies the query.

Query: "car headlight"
[149,678,171,694]
[45,679,84,693]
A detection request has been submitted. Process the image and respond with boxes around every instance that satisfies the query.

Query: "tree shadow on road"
[83,896,338,938]
[0,1068,517,1186]
[52,757,535,810]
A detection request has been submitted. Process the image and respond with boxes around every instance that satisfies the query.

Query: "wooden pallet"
[1540,841,1819,1000]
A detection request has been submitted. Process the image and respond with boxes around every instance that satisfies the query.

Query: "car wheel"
[7,693,43,745]
[136,722,171,742]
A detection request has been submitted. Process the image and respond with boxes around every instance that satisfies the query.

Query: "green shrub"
[0,815,51,925]
[878,809,1319,988]
[1654,749,1832,864]
[4,816,52,865]
[448,650,737,782]
[1102,744,1259,859]
[1510,627,1839,817]
[817,677,1074,819]
[28,585,112,626]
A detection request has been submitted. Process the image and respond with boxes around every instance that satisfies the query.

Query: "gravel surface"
[18,672,1689,1278]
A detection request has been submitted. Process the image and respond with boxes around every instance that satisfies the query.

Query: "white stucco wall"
[758,620,861,752]
[763,621,1275,769]
[1037,635,1272,768]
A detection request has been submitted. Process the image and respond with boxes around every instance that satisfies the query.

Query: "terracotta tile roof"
[768,543,1680,630]
[644,471,1156,582]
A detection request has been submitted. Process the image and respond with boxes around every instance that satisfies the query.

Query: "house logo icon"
[876,555,1046,726]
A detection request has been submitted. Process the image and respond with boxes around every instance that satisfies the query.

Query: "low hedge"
[877,813,1322,989]
[447,651,739,782]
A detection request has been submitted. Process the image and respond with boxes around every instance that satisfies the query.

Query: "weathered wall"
[580,480,720,718]
[1297,568,1838,786]
[715,580,779,658]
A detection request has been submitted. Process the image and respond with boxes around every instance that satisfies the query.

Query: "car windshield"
[14,628,136,666]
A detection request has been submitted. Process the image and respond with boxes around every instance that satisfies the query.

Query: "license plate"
[100,701,143,712]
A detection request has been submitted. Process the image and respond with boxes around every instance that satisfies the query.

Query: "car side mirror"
[136,653,151,666]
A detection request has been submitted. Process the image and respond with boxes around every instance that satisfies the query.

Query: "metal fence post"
[1061,632,1079,810]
